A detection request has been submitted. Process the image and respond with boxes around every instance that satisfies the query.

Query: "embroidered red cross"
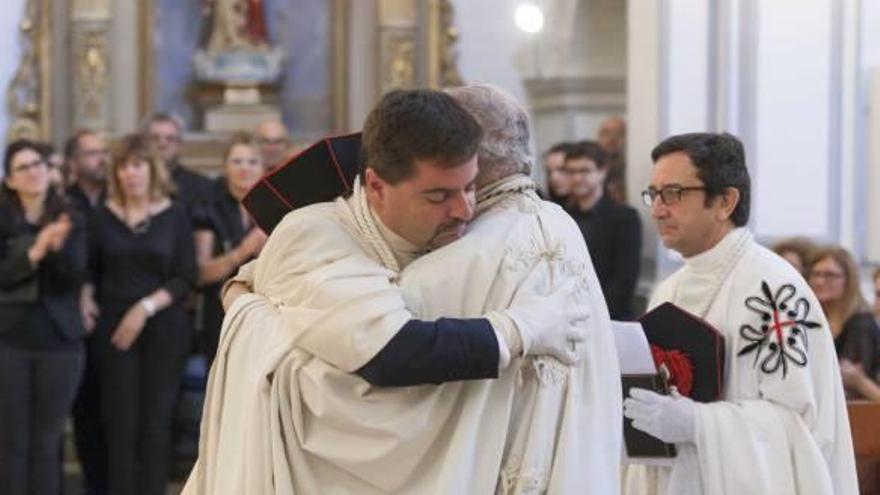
[770,309,797,345]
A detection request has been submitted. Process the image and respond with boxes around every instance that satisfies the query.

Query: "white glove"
[623,388,696,444]
[501,279,589,365]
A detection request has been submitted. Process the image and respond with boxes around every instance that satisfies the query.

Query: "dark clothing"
[67,183,110,495]
[88,202,196,307]
[0,343,84,495]
[357,318,500,386]
[835,312,880,398]
[567,195,642,320]
[66,183,104,218]
[199,179,253,365]
[89,201,196,495]
[170,161,213,229]
[72,339,108,495]
[95,307,192,495]
[0,203,87,345]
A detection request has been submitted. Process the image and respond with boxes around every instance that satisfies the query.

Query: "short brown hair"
[106,134,175,205]
[359,89,483,184]
[808,245,869,321]
[772,237,816,274]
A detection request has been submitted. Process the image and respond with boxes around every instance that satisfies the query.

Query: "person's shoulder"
[742,240,806,284]
[844,312,880,335]
[271,201,354,245]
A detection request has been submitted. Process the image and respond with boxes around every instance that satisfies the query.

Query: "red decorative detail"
[650,344,694,397]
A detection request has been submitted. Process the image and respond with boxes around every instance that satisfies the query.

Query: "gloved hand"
[623,388,696,444]
[501,279,589,365]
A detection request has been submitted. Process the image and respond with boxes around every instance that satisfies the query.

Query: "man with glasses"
[564,140,641,320]
[144,113,213,222]
[623,132,857,494]
[63,129,110,495]
[254,119,290,172]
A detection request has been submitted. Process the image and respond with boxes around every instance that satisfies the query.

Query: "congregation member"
[597,116,627,203]
[564,140,641,320]
[807,246,880,400]
[0,139,87,495]
[82,135,196,495]
[65,128,110,495]
[194,133,267,366]
[542,141,573,206]
[185,87,619,494]
[773,236,816,276]
[623,132,857,494]
[254,118,291,171]
[144,113,213,221]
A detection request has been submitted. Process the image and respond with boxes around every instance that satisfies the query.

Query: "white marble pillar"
[628,0,864,287]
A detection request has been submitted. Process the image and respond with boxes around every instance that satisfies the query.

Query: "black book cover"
[622,374,677,458]
[623,303,726,459]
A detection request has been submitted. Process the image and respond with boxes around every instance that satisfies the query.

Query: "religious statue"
[193,0,283,132]
[202,0,269,52]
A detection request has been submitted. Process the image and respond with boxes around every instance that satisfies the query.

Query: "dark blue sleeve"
[356,317,500,387]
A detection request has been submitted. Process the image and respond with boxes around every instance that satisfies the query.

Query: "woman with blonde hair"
[807,245,880,400]
[194,132,267,366]
[81,134,196,495]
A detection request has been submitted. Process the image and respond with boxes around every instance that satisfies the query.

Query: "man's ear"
[363,168,386,205]
[716,187,741,221]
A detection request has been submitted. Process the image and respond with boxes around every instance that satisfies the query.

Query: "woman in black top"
[0,139,86,495]
[807,245,880,399]
[195,133,266,366]
[81,135,196,495]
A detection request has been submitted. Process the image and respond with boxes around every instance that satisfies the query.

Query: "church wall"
[750,1,833,240]
[450,0,529,106]
[863,0,880,264]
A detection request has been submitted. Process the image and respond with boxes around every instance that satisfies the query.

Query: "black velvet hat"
[638,302,726,403]
[242,132,362,233]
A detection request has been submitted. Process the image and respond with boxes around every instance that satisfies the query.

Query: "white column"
[523,0,627,156]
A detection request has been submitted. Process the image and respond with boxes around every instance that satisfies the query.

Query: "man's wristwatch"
[140,298,157,318]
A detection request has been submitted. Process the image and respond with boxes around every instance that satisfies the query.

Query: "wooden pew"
[848,401,880,494]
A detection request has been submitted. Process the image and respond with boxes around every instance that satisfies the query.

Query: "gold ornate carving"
[73,27,109,126]
[388,37,416,89]
[438,0,463,87]
[5,0,43,141]
[330,0,348,131]
[424,0,462,89]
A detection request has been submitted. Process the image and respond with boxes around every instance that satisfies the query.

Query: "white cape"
[184,180,621,494]
[623,229,857,495]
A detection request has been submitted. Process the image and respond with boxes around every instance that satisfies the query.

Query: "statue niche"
[194,0,284,132]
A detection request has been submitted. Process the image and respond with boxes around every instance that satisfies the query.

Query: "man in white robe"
[184,87,621,494]
[623,132,857,494]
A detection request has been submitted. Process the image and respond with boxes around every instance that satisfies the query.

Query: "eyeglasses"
[641,185,708,207]
[11,159,47,174]
[149,133,180,144]
[808,270,845,281]
[78,149,109,159]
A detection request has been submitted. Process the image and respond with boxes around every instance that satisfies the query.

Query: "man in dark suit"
[64,129,109,495]
[564,141,642,320]
[143,113,213,225]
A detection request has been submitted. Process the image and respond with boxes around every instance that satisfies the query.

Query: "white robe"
[623,228,858,495]
[183,177,621,494]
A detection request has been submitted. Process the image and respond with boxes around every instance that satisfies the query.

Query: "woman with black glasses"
[0,139,87,495]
